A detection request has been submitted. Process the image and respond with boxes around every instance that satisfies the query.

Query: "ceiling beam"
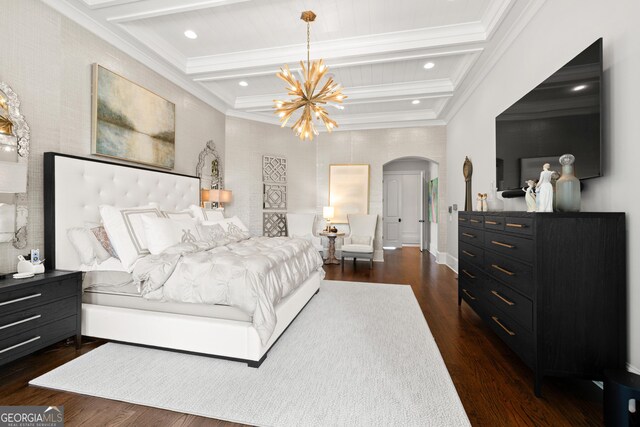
[102,0,251,23]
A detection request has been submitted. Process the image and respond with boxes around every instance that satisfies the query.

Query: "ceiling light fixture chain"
[274,10,346,141]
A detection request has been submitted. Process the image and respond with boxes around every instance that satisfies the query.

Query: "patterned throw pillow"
[91,226,119,259]
[227,222,250,240]
[197,223,228,244]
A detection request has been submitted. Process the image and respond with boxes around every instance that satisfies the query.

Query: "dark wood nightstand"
[0,270,82,367]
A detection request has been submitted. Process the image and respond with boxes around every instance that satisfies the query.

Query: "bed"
[43,152,322,367]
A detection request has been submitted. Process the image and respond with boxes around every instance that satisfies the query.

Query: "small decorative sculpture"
[535,163,556,213]
[463,156,473,211]
[476,193,487,212]
[523,180,537,212]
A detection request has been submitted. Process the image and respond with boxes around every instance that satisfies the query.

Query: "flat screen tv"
[495,38,602,191]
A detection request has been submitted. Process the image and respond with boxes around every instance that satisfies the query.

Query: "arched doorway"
[382,157,439,254]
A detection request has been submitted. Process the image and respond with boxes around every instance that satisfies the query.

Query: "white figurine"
[481,193,488,212]
[535,163,555,213]
[476,193,483,212]
[523,180,537,212]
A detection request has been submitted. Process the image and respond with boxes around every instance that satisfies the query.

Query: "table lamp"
[323,206,334,231]
[210,189,232,208]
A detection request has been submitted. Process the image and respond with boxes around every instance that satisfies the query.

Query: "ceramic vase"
[486,181,504,211]
[555,154,581,212]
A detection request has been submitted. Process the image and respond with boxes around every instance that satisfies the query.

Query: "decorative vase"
[555,154,581,212]
[486,181,504,211]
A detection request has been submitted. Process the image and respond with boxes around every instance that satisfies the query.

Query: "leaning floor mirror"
[0,82,30,249]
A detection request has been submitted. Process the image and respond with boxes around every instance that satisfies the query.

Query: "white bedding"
[133,236,325,344]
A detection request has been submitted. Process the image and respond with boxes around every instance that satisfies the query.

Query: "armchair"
[286,213,324,254]
[341,214,378,269]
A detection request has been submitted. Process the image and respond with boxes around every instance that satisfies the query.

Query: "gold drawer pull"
[0,336,40,354]
[485,220,499,225]
[462,269,476,279]
[470,219,481,223]
[491,290,515,306]
[491,240,515,249]
[459,218,467,222]
[462,233,476,238]
[0,315,41,330]
[491,316,516,336]
[491,264,515,276]
[0,293,42,307]
[506,223,525,229]
[462,250,476,258]
[462,289,476,300]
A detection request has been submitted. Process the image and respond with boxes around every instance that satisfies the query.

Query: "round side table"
[319,231,345,265]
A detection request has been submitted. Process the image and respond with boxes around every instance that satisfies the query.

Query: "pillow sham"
[196,222,229,245]
[189,204,225,222]
[67,227,112,266]
[99,204,163,271]
[141,216,201,255]
[162,209,194,220]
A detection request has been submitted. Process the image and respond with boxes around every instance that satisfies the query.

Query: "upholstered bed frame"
[43,152,320,366]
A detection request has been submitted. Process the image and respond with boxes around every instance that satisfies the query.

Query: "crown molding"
[442,0,547,122]
[106,0,250,23]
[186,23,488,75]
[81,0,139,8]
[482,0,516,39]
[41,0,230,113]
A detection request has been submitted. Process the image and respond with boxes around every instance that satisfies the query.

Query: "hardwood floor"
[0,248,604,426]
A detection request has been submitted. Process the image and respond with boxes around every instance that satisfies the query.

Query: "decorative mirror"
[196,140,223,208]
[0,82,29,249]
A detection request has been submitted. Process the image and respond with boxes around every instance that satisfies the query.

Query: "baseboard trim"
[593,363,640,390]
[445,253,458,274]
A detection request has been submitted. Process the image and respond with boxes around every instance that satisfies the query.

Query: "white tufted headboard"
[44,153,200,271]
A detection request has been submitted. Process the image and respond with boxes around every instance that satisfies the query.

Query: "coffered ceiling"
[44,0,544,131]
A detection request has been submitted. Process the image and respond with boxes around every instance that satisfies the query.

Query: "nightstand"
[0,270,82,367]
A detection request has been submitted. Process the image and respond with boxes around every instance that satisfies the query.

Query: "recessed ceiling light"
[239,81,249,87]
[423,62,435,70]
[184,30,198,39]
[412,100,421,105]
[573,84,587,91]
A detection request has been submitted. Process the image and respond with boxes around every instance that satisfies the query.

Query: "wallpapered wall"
[0,1,225,274]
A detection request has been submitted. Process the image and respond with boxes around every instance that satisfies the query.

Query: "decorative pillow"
[141,216,201,255]
[197,223,229,244]
[202,216,250,240]
[67,227,112,266]
[99,204,163,271]
[90,225,119,259]
[189,204,225,222]
[162,210,194,220]
[351,236,372,246]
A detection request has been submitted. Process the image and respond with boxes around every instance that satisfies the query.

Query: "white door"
[383,174,402,247]
[400,173,421,244]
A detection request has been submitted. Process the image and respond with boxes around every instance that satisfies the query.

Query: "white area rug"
[30,281,469,426]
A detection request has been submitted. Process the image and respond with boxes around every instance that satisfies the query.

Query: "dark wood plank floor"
[0,248,603,426]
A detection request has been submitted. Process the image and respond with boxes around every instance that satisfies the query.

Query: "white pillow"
[99,204,163,271]
[162,210,194,220]
[189,204,225,222]
[67,227,112,266]
[141,216,201,255]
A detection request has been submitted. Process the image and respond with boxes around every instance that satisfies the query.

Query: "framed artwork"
[428,178,439,223]
[329,164,370,224]
[92,64,176,169]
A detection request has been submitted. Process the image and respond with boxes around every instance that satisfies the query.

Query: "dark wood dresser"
[0,270,82,367]
[458,212,626,396]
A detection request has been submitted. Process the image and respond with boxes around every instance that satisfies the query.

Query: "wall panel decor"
[262,155,288,236]
[263,212,287,237]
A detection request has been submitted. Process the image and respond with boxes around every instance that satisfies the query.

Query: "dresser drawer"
[503,216,534,236]
[484,251,534,298]
[459,241,484,268]
[484,278,533,331]
[0,296,77,340]
[485,231,534,264]
[0,278,78,316]
[467,215,485,229]
[0,315,77,364]
[459,226,484,248]
[483,216,504,231]
[484,311,534,368]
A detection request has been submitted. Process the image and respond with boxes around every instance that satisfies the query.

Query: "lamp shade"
[0,160,27,193]
[323,206,334,220]
[201,188,210,202]
[210,189,232,204]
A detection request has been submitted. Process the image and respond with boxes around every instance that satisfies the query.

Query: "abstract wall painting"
[92,64,176,169]
[428,178,439,223]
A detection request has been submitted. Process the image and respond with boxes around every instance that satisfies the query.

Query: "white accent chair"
[341,214,378,269]
[286,213,324,254]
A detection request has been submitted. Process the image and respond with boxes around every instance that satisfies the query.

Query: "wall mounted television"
[496,38,603,191]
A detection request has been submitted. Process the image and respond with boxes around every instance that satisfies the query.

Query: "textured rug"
[30,281,469,426]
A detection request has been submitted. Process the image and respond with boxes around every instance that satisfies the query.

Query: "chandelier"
[274,11,346,141]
